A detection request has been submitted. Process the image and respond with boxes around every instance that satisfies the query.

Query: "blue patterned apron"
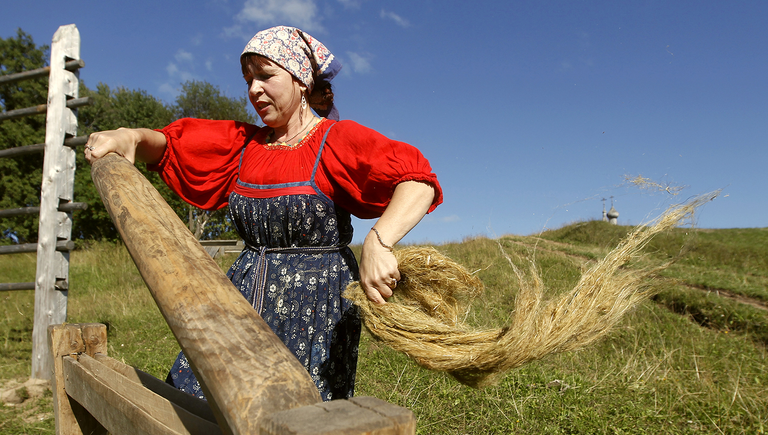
[167,123,361,401]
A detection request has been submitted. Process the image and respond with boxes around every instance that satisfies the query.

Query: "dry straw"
[344,193,718,388]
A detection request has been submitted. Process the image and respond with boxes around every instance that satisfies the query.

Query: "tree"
[0,29,49,244]
[174,80,255,123]
[1,30,256,243]
[172,80,256,240]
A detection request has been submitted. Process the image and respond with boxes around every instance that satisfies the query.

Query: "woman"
[85,26,442,401]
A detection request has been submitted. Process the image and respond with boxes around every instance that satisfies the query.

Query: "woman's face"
[243,57,305,129]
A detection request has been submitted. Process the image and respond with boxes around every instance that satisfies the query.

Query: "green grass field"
[2,222,767,434]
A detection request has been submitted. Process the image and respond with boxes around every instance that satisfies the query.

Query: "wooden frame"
[79,154,416,434]
[50,324,415,435]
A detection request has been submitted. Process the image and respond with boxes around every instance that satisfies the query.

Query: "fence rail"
[0,96,92,122]
[0,135,89,158]
[0,59,84,85]
[0,202,87,218]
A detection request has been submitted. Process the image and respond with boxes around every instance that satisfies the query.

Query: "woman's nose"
[248,80,262,96]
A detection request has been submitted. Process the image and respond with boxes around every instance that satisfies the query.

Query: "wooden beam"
[93,354,217,424]
[76,354,222,435]
[259,396,416,435]
[63,356,181,435]
[90,153,321,434]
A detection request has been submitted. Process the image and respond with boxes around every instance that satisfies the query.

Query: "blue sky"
[3,0,766,244]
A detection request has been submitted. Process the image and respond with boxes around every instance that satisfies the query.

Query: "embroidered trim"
[263,118,327,150]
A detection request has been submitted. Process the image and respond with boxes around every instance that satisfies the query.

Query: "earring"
[300,95,307,125]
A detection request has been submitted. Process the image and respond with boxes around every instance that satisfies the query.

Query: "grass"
[2,223,767,434]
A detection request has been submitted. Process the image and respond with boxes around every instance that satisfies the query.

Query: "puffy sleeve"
[147,118,262,210]
[319,120,443,219]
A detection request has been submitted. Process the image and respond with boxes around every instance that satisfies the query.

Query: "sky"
[3,0,766,244]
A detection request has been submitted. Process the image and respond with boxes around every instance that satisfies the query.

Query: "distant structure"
[601,198,608,222]
[607,196,619,225]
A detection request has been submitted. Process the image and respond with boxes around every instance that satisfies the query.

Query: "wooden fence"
[0,24,90,380]
[47,152,415,434]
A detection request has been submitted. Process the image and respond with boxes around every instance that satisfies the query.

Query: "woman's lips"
[255,102,270,114]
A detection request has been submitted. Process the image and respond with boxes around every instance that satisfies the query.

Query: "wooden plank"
[93,354,217,424]
[258,396,416,435]
[76,354,222,435]
[32,24,80,381]
[349,396,416,434]
[91,153,321,435]
[49,324,107,435]
[63,356,181,435]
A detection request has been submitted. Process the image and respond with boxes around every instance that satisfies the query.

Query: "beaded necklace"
[264,118,323,150]
[266,117,319,147]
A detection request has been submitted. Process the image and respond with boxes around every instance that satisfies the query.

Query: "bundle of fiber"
[344,193,717,388]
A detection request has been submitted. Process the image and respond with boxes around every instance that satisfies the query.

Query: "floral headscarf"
[242,26,342,120]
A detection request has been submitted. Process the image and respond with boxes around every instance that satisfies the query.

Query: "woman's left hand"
[359,231,400,305]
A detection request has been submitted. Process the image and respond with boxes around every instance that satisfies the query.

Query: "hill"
[2,222,767,433]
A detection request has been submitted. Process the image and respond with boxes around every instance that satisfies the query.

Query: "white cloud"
[440,215,461,223]
[175,49,194,63]
[346,51,372,73]
[380,9,410,28]
[237,0,322,33]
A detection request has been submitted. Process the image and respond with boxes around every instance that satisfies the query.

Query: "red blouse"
[148,118,443,219]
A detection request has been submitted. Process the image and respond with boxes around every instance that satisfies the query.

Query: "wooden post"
[32,24,81,380]
[90,154,321,434]
[49,323,108,435]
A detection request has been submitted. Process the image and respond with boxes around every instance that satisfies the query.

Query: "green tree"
[174,80,255,122]
[0,29,49,244]
[1,29,256,243]
[171,80,256,240]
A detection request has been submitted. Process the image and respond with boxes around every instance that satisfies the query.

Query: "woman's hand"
[358,180,436,305]
[84,128,167,165]
[359,230,400,305]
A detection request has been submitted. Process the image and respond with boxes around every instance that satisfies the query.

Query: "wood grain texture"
[32,24,80,380]
[76,354,221,435]
[63,356,180,435]
[258,396,416,435]
[93,354,217,424]
[49,324,107,435]
[91,153,321,434]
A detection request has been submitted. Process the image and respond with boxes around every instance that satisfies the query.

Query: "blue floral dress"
[167,124,361,401]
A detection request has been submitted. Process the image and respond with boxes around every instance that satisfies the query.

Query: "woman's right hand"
[84,128,167,165]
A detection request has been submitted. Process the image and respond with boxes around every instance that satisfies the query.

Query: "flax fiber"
[344,193,717,388]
